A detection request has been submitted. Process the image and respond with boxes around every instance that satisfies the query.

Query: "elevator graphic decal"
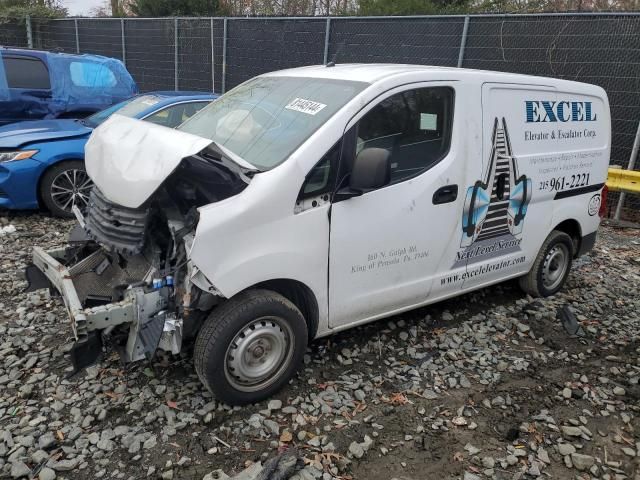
[454,117,532,268]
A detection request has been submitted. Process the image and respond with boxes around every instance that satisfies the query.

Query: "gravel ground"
[0,212,639,480]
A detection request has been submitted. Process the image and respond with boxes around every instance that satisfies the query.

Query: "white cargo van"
[28,64,610,405]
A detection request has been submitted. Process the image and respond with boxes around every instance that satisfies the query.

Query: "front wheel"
[194,289,308,406]
[39,160,93,218]
[519,230,573,297]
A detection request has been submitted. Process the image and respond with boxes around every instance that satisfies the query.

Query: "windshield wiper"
[203,142,261,173]
[199,146,262,185]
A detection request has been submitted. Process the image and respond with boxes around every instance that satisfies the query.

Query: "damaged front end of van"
[26,115,256,372]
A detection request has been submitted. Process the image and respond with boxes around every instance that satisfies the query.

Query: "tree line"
[0,0,637,19]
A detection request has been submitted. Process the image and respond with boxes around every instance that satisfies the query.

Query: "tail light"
[599,185,608,218]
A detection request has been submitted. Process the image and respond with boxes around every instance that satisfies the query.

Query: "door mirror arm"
[332,174,363,202]
[333,185,363,202]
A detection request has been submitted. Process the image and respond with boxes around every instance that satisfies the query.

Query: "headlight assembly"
[0,150,38,163]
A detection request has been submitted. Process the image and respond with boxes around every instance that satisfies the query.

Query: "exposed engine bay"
[28,146,251,371]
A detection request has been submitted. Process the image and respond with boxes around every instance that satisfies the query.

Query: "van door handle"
[432,185,458,205]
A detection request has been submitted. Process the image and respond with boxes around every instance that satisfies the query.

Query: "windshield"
[85,95,162,128]
[178,76,367,170]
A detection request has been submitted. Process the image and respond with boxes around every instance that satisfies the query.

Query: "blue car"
[0,92,217,217]
[0,48,138,125]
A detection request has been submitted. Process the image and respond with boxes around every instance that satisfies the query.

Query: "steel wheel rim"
[542,243,569,290]
[225,316,294,393]
[50,168,93,213]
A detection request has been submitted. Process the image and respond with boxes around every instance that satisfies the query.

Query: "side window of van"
[69,61,117,88]
[3,56,51,90]
[355,86,454,185]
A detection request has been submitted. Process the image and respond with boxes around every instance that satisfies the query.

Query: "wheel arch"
[552,218,582,257]
[36,157,85,206]
[244,278,319,341]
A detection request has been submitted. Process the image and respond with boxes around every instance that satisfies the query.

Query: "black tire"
[519,230,574,297]
[39,160,93,218]
[194,289,308,406]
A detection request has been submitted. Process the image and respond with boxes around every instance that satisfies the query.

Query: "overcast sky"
[62,0,105,16]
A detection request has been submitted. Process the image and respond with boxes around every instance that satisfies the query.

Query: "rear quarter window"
[3,56,51,89]
[69,61,117,88]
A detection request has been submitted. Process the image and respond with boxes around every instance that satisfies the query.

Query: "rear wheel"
[39,160,93,218]
[194,289,308,406]
[519,230,573,297]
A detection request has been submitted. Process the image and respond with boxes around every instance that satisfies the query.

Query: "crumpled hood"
[0,119,91,148]
[85,114,213,209]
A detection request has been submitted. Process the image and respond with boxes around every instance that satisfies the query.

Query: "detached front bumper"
[28,246,181,372]
[31,246,135,342]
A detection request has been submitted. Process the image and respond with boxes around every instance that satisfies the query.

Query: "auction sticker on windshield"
[285,98,327,115]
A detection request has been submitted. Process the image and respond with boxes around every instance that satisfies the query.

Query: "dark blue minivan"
[0,48,137,125]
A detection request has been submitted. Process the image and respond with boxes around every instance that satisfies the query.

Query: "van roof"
[1,47,106,60]
[264,63,601,91]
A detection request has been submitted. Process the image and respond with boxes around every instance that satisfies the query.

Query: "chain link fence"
[328,16,467,66]
[227,18,327,89]
[1,13,639,219]
[0,16,29,47]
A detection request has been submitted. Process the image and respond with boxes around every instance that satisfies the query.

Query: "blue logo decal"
[525,101,597,123]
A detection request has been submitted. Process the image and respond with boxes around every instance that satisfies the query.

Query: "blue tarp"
[0,51,137,123]
[45,53,137,116]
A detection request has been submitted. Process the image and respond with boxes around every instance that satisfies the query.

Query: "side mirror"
[350,147,391,191]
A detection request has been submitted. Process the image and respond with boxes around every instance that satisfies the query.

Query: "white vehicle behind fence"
[28,64,611,405]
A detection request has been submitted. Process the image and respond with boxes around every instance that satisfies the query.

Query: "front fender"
[30,138,87,166]
[188,168,329,333]
[189,210,328,305]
